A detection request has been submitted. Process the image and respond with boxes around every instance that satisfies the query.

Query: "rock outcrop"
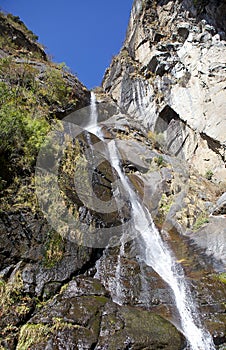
[103,0,226,181]
[1,3,226,350]
[16,277,186,350]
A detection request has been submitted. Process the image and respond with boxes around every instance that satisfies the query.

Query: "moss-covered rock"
[97,302,186,349]
[16,276,185,350]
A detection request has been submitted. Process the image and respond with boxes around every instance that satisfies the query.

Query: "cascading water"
[87,92,126,304]
[108,140,215,350]
[89,93,216,350]
[113,235,125,305]
[85,91,101,137]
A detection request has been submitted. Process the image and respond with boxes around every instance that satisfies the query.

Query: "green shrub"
[6,13,39,41]
[40,65,76,109]
[205,170,213,181]
[0,54,79,189]
[0,80,49,184]
[193,213,209,230]
[218,273,226,284]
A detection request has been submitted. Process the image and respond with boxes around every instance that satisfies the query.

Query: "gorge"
[0,1,226,349]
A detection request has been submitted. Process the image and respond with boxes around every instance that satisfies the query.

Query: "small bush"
[6,13,39,41]
[155,155,164,166]
[205,170,213,181]
[218,273,226,284]
[0,56,78,186]
[193,213,209,230]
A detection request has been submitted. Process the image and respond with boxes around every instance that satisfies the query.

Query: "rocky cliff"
[0,4,226,350]
[103,0,226,181]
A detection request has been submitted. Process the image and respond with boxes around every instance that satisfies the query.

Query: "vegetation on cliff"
[0,11,90,198]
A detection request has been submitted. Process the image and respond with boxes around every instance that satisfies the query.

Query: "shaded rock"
[188,216,226,266]
[102,0,226,181]
[177,24,190,41]
[0,211,98,298]
[212,192,226,215]
[16,277,185,350]
[96,302,186,350]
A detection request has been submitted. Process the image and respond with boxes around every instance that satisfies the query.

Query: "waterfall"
[89,93,215,350]
[89,92,126,304]
[107,140,215,350]
[85,91,101,136]
[113,237,125,305]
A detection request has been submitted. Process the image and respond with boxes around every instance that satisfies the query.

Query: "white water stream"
[85,92,102,138]
[89,93,216,350]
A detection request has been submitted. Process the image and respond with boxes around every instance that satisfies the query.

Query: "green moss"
[93,296,109,304]
[218,273,226,284]
[17,318,89,349]
[0,271,24,314]
[159,193,173,217]
[193,213,209,231]
[59,283,69,294]
[51,317,78,331]
[16,324,51,350]
[43,229,65,268]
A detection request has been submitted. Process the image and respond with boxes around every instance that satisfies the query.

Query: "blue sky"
[1,0,133,89]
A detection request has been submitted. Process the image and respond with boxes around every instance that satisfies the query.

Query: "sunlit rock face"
[103,0,226,181]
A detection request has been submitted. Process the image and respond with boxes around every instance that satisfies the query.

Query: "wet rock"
[0,210,98,298]
[63,276,109,298]
[16,276,185,350]
[95,243,175,318]
[96,302,186,350]
[192,273,226,346]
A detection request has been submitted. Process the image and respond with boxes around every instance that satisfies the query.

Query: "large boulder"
[16,277,186,350]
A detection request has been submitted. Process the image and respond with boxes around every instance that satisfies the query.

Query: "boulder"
[16,277,186,350]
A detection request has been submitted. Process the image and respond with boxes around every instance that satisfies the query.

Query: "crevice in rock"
[40,250,104,301]
[154,105,180,133]
[136,37,149,50]
[200,132,224,161]
[174,133,189,157]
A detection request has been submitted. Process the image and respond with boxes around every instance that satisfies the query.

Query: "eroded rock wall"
[103,0,226,181]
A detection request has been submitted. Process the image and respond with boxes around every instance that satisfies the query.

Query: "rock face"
[0,11,90,115]
[1,4,226,350]
[212,192,226,215]
[0,12,47,60]
[16,277,186,350]
[102,0,226,181]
